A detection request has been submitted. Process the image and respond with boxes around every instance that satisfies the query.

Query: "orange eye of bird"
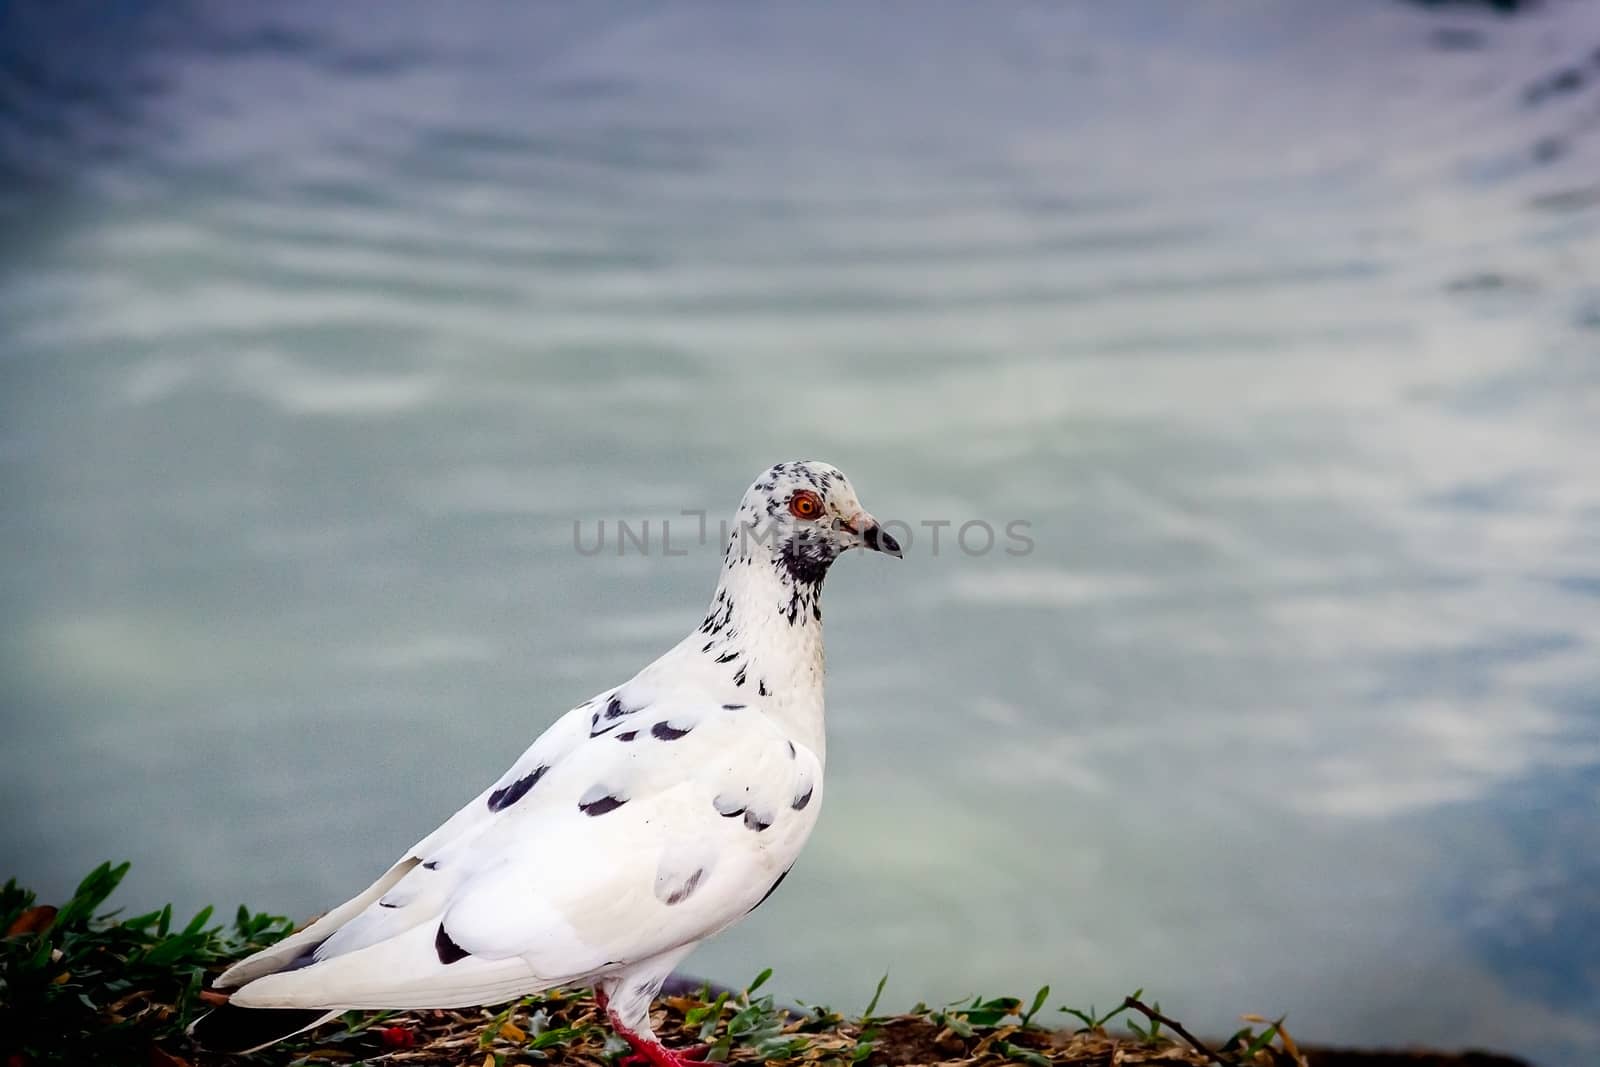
[789,491,822,519]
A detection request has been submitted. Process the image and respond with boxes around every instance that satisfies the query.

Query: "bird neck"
[694,539,828,759]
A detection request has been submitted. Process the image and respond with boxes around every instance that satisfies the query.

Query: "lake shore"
[1,865,1536,1067]
[169,986,1534,1067]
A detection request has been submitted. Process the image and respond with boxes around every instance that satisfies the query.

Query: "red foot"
[595,987,708,1067]
[618,1047,708,1067]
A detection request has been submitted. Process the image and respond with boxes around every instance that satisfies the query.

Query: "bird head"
[731,460,902,585]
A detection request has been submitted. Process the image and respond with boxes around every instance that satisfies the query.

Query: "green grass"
[1,861,294,1064]
[1,862,1303,1067]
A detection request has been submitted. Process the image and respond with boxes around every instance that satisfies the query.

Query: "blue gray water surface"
[2,2,1598,1063]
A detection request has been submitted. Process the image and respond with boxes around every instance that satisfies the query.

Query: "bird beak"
[841,513,903,558]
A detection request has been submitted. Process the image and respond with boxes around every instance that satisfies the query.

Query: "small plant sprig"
[899,985,1057,1067]
[678,967,809,1063]
[1059,988,1140,1034]
[847,972,890,1063]
[1058,990,1303,1066]
[472,991,600,1060]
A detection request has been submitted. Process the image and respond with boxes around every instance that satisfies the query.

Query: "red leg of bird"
[594,987,708,1067]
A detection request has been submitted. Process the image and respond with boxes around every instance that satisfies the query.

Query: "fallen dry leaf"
[4,905,57,937]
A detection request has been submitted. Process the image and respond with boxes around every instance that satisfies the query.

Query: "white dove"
[191,460,902,1066]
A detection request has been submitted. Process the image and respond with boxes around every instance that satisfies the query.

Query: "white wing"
[219,689,819,1010]
[212,699,593,989]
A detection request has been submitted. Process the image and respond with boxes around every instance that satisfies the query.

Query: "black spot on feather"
[616,730,638,741]
[715,650,739,664]
[744,809,773,832]
[652,721,691,740]
[435,924,469,964]
[580,793,627,816]
[422,860,439,870]
[779,536,834,589]
[379,900,398,909]
[792,786,813,810]
[724,703,746,710]
[733,665,747,687]
[759,680,768,696]
[665,867,705,906]
[592,710,633,735]
[487,765,548,811]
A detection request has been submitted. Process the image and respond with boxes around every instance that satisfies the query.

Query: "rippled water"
[3,2,1599,1062]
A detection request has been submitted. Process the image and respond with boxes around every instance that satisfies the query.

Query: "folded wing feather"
[219,696,817,1011]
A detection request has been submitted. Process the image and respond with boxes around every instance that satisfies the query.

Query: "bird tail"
[187,1003,341,1054]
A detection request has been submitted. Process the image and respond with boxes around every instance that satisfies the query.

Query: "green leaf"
[1060,1006,1096,1031]
[975,996,1020,1013]
[963,998,1018,1028]
[999,1041,1052,1067]
[1221,1025,1257,1052]
[687,990,729,1031]
[55,861,130,928]
[1243,1021,1282,1057]
[139,937,194,968]
[121,908,164,933]
[755,1036,808,1061]
[527,1025,585,1050]
[1097,1000,1134,1029]
[181,905,214,938]
[727,1002,765,1036]
[1022,985,1050,1026]
[747,967,773,996]
[861,973,888,1020]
